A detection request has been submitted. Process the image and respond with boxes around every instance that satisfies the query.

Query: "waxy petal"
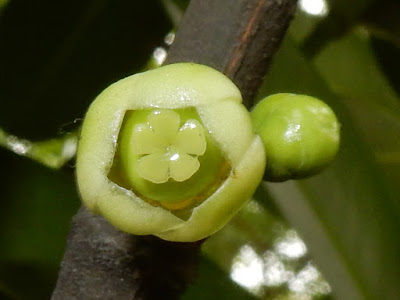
[169,153,200,182]
[147,109,180,144]
[175,120,206,155]
[131,123,167,154]
[136,152,170,184]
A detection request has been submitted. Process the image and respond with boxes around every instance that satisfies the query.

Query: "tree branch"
[52,0,297,299]
[51,207,202,300]
[165,0,298,108]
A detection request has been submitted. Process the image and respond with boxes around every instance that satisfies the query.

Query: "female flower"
[76,63,266,242]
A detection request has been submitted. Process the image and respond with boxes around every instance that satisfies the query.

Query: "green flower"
[131,109,206,184]
[76,63,266,242]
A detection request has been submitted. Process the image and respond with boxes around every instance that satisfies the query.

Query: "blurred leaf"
[0,262,58,300]
[314,28,400,203]
[300,0,398,57]
[314,29,400,114]
[0,0,171,140]
[0,282,17,300]
[370,36,400,97]
[202,199,332,299]
[362,0,400,47]
[0,128,78,169]
[161,0,189,26]
[0,0,9,14]
[182,256,257,300]
[300,12,353,58]
[327,0,374,20]
[203,200,283,271]
[288,9,325,45]
[0,149,80,299]
[257,35,400,300]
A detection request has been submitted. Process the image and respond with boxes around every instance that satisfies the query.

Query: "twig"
[165,0,298,108]
[51,0,297,299]
[51,207,202,300]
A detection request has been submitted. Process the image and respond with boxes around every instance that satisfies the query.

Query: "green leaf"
[182,256,257,300]
[160,0,189,26]
[314,29,400,114]
[298,0,377,57]
[314,28,400,206]
[202,198,332,299]
[0,0,171,140]
[0,0,9,14]
[0,150,80,299]
[0,261,58,300]
[362,0,400,48]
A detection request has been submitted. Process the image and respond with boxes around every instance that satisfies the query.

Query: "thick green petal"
[175,119,206,155]
[169,153,200,182]
[136,152,170,183]
[131,123,166,154]
[147,109,180,144]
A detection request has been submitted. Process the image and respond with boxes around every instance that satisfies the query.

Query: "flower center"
[109,107,231,210]
[130,109,207,184]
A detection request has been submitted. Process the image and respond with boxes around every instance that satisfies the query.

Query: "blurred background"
[0,0,399,299]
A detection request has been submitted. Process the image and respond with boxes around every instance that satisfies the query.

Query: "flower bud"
[251,93,340,182]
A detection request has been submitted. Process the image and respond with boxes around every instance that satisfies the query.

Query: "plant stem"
[165,0,298,108]
[52,1,297,299]
[51,207,202,300]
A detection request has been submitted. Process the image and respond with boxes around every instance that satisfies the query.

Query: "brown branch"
[51,207,202,300]
[165,0,298,108]
[51,0,297,299]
